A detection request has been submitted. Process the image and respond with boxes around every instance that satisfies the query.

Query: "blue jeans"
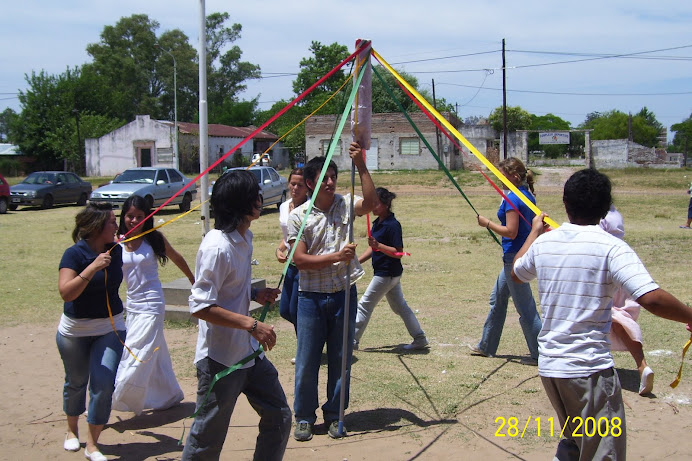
[56,330,125,425]
[182,356,291,461]
[294,285,357,424]
[279,264,299,331]
[478,253,541,359]
[354,275,425,347]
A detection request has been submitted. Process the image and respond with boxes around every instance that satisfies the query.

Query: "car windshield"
[114,170,155,184]
[23,172,56,185]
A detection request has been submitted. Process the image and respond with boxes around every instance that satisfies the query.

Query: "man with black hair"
[182,169,291,460]
[512,168,692,460]
[287,141,376,441]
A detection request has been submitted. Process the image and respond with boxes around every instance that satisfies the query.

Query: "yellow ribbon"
[371,48,559,229]
[670,335,692,388]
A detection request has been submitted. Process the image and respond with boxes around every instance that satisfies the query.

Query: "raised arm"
[349,142,377,216]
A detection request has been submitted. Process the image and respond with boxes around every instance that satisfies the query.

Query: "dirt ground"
[3,321,692,461]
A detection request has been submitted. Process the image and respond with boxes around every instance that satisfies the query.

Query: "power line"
[437,82,692,97]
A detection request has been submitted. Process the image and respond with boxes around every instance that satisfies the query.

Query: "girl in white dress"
[112,195,194,415]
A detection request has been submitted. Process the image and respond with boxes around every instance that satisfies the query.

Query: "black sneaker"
[294,421,313,441]
[327,420,346,439]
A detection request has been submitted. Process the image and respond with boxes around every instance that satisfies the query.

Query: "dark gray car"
[9,171,92,210]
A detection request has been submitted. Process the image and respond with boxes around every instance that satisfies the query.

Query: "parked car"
[251,153,271,166]
[0,173,9,213]
[210,166,287,211]
[90,167,197,211]
[9,171,92,210]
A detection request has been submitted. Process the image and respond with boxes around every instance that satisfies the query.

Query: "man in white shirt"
[512,168,692,461]
[182,170,290,460]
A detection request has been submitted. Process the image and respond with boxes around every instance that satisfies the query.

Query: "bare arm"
[478,211,519,239]
[192,295,279,352]
[637,289,692,328]
[511,212,549,283]
[291,239,357,271]
[367,236,404,260]
[163,235,195,284]
[58,252,112,302]
[358,245,373,264]
[275,239,288,263]
[349,142,377,216]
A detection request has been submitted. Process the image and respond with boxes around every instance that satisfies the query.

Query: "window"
[320,139,342,156]
[167,169,183,183]
[400,138,420,155]
[65,173,79,184]
[156,170,169,184]
[269,169,280,182]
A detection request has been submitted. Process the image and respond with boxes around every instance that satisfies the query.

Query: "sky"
[2,1,691,140]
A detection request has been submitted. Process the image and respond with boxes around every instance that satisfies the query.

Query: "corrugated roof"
[167,121,278,140]
[0,143,22,156]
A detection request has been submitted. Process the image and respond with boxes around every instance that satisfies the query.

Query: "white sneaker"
[639,367,654,395]
[402,336,429,351]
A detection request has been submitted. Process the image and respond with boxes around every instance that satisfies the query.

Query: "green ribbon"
[371,65,501,247]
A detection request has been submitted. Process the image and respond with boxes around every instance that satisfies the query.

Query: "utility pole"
[157,45,179,170]
[72,109,81,173]
[199,0,210,235]
[432,79,442,166]
[502,38,508,160]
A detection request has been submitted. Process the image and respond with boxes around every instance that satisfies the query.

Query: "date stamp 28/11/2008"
[494,416,623,439]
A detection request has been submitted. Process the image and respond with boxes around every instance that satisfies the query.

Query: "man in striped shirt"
[287,142,376,441]
[513,168,692,461]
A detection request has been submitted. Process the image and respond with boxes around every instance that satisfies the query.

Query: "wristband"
[248,319,258,333]
[78,274,90,282]
[486,221,490,229]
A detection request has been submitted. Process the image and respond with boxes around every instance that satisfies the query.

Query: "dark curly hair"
[303,156,337,192]
[563,168,612,224]
[212,169,261,233]
[376,187,396,211]
[118,195,168,265]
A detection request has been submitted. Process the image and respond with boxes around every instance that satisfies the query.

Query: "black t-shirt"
[371,213,404,277]
[59,239,124,318]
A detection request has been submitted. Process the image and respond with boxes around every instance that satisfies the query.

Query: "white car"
[210,166,287,211]
[90,167,197,211]
[251,153,271,166]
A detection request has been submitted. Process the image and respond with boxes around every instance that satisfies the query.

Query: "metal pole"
[199,0,210,235]
[159,47,179,170]
[502,38,507,160]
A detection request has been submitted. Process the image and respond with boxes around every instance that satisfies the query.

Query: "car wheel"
[41,194,54,209]
[0,198,7,214]
[179,193,192,212]
[76,193,87,206]
[8,203,18,211]
[145,195,154,210]
[277,191,287,210]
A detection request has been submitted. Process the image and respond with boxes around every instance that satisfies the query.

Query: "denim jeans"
[279,264,299,331]
[56,329,125,425]
[294,285,357,424]
[182,356,291,461]
[354,275,424,347]
[478,253,541,359]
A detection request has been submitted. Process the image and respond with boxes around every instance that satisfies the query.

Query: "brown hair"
[71,202,114,242]
[498,157,535,195]
[288,167,304,183]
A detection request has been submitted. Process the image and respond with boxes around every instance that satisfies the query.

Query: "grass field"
[1,166,691,454]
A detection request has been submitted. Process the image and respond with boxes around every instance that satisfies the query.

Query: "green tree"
[205,12,261,123]
[293,41,350,114]
[488,106,532,132]
[528,113,573,158]
[87,14,161,120]
[671,113,692,157]
[0,108,19,143]
[579,109,661,147]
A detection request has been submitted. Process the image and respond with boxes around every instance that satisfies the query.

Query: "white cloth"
[599,205,625,240]
[279,198,293,243]
[287,193,364,293]
[609,289,644,351]
[188,229,262,368]
[513,222,659,378]
[58,313,125,337]
[112,312,183,414]
[121,241,165,314]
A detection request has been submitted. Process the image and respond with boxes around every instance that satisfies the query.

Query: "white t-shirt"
[121,240,165,315]
[188,229,261,368]
[278,198,293,243]
[513,222,658,378]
